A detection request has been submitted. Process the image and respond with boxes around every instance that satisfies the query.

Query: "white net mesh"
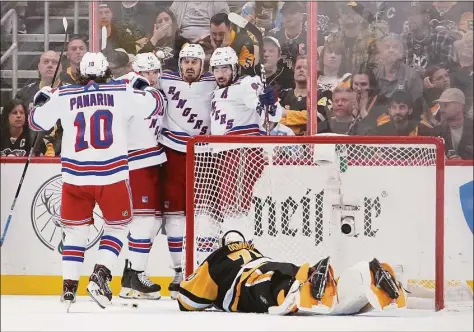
[185,137,472,309]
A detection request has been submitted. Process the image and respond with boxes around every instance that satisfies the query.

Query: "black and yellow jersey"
[177,242,272,312]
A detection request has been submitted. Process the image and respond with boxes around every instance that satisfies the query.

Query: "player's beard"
[185,69,196,78]
[216,76,231,88]
[392,114,408,124]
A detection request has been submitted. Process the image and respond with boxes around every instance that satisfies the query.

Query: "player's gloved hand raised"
[123,72,151,90]
[259,86,277,106]
[33,86,53,106]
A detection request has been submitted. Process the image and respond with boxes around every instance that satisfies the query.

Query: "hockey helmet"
[179,43,206,62]
[220,229,247,247]
[210,46,239,81]
[179,43,205,77]
[80,52,109,77]
[132,52,161,73]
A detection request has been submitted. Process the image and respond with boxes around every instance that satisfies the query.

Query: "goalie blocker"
[177,238,407,315]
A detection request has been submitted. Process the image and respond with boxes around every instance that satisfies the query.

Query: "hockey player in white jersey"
[114,53,168,300]
[209,46,283,135]
[158,43,216,299]
[29,52,164,310]
[194,47,285,263]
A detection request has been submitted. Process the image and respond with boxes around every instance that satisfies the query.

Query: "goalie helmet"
[220,229,246,247]
[210,47,239,81]
[80,52,109,77]
[132,52,161,73]
[179,43,205,77]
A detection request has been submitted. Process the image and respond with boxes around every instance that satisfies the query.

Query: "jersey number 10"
[74,110,114,152]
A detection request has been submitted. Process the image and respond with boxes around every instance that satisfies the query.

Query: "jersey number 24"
[74,110,113,152]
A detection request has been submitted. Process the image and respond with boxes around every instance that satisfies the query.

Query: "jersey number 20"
[74,110,113,152]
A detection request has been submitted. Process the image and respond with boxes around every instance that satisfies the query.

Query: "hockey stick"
[0,17,68,247]
[228,13,270,135]
[101,26,107,50]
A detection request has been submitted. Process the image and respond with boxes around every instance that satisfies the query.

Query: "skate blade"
[87,283,110,309]
[119,287,134,299]
[132,290,161,300]
[65,300,72,313]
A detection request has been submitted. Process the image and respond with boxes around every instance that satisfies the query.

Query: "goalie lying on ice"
[177,231,407,315]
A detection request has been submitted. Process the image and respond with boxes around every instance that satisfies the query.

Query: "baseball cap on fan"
[263,36,281,52]
[435,88,466,105]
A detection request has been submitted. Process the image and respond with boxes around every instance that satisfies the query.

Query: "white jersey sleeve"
[159,72,216,153]
[29,81,158,186]
[210,76,283,135]
[126,86,168,170]
[28,88,61,132]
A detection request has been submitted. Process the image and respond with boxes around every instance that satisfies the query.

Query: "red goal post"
[185,135,445,311]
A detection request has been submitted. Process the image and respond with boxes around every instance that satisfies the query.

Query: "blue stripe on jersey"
[128,149,164,162]
[62,165,129,177]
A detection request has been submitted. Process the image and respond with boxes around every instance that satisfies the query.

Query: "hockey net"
[184,135,473,311]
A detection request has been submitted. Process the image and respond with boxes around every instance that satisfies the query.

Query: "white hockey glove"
[120,72,151,90]
[33,86,53,106]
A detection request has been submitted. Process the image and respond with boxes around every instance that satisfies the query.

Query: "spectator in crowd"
[14,50,63,157]
[350,68,389,135]
[138,8,189,71]
[169,1,229,42]
[317,39,352,116]
[422,65,452,126]
[437,88,473,160]
[258,36,293,94]
[61,34,88,85]
[402,2,456,75]
[367,90,436,137]
[318,86,356,134]
[241,1,284,32]
[314,1,340,46]
[325,1,382,74]
[15,50,62,109]
[199,13,255,70]
[375,35,423,104]
[280,55,310,135]
[99,2,137,54]
[1,1,27,34]
[267,1,307,71]
[0,99,33,157]
[108,1,159,40]
[451,30,473,115]
[429,1,473,33]
[103,48,132,78]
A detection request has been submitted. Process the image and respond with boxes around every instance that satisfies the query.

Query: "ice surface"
[1,295,473,331]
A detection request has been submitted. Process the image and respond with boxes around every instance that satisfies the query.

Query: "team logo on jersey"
[122,210,129,217]
[31,174,104,253]
[142,196,149,203]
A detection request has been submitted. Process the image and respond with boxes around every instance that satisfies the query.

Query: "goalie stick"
[228,13,271,135]
[0,17,69,247]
